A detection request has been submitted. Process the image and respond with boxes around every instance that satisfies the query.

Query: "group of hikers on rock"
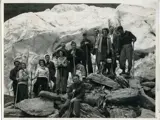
[9,25,136,117]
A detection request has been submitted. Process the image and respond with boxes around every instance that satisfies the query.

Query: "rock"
[141,81,155,88]
[134,53,155,81]
[150,87,155,97]
[87,73,120,89]
[16,97,55,116]
[139,88,155,111]
[5,104,14,109]
[4,108,26,117]
[107,105,141,118]
[115,76,129,88]
[4,95,14,105]
[39,91,67,101]
[129,78,141,89]
[48,109,59,118]
[143,86,151,92]
[106,88,139,104]
[4,101,14,108]
[139,108,155,118]
[80,103,105,118]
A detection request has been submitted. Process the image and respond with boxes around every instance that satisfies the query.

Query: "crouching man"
[59,74,85,117]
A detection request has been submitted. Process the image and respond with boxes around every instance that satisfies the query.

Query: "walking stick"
[85,45,89,76]
[73,52,76,75]
[30,72,32,98]
[14,83,19,109]
[132,42,135,78]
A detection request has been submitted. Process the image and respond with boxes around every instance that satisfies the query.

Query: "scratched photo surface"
[3,2,156,118]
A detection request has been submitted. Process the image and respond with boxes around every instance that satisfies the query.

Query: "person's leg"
[33,78,40,97]
[59,99,71,117]
[12,82,17,103]
[56,70,61,94]
[41,78,48,91]
[126,45,133,75]
[73,100,81,117]
[120,46,126,74]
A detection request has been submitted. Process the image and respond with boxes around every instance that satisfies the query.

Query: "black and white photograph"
[2,0,158,118]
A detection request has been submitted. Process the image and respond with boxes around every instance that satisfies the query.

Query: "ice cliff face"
[4,4,156,94]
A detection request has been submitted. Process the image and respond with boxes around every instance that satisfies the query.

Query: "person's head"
[117,26,124,35]
[21,62,27,69]
[109,26,114,34]
[14,60,20,68]
[59,50,64,57]
[72,74,80,83]
[94,29,99,36]
[61,42,66,48]
[71,41,77,50]
[39,59,46,67]
[45,55,50,62]
[82,33,87,40]
[102,28,109,36]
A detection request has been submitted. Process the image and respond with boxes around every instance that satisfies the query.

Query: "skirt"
[16,84,28,103]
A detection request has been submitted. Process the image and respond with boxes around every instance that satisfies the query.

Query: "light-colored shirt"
[35,67,49,79]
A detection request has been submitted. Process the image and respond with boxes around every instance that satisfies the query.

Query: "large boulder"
[16,97,55,116]
[138,108,155,118]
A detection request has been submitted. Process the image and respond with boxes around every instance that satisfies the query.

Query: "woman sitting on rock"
[32,59,49,97]
[16,62,29,103]
[56,50,68,95]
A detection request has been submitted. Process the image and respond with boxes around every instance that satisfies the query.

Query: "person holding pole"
[56,50,68,95]
[9,60,21,103]
[80,33,93,76]
[117,26,136,76]
[16,62,29,103]
[32,59,49,97]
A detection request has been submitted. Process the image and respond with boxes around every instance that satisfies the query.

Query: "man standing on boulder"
[117,26,136,75]
[80,33,93,76]
[9,60,20,103]
[59,74,85,117]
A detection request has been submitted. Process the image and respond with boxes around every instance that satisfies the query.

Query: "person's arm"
[46,68,50,82]
[67,84,74,99]
[51,62,56,76]
[76,83,85,99]
[9,70,16,81]
[129,32,137,42]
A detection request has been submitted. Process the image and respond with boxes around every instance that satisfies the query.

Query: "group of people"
[9,25,136,117]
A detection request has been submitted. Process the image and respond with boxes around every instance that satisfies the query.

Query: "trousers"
[59,99,81,117]
[120,44,133,71]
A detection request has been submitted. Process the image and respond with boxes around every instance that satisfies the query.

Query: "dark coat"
[80,39,93,74]
[46,61,56,81]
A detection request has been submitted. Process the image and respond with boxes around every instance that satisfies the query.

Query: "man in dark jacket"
[9,60,20,102]
[80,33,93,76]
[117,26,136,75]
[59,74,85,117]
[68,41,84,75]
[45,55,56,91]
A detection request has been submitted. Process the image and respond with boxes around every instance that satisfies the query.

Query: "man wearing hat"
[80,33,93,76]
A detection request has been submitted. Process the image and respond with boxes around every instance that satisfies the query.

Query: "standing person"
[56,50,68,95]
[9,60,20,103]
[32,59,49,97]
[108,26,118,75]
[45,55,56,92]
[95,28,112,74]
[80,33,93,76]
[94,29,101,70]
[68,41,84,76]
[59,74,85,117]
[117,26,136,75]
[16,62,29,103]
